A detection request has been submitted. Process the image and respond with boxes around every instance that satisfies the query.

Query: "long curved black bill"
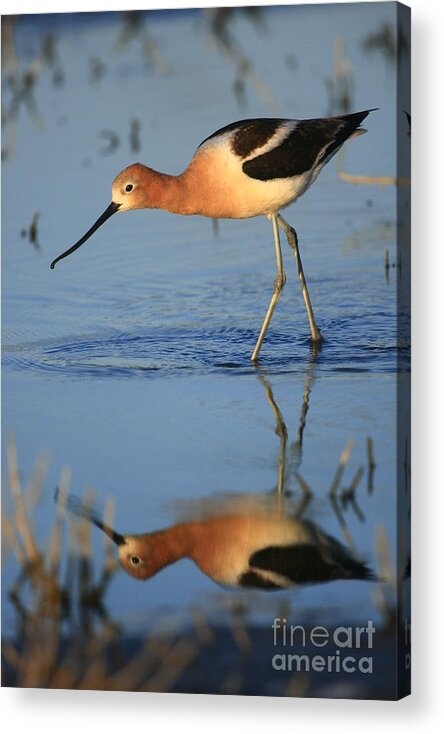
[50,201,121,270]
[54,488,126,546]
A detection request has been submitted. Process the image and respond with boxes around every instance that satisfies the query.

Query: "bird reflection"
[58,492,374,590]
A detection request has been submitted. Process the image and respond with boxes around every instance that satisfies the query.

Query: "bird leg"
[294,472,313,519]
[251,214,286,362]
[277,214,323,343]
[257,374,288,510]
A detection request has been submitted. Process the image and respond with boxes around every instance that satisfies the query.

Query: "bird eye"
[130,556,141,565]
[125,183,133,193]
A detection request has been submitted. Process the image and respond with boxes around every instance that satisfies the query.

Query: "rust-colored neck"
[146,170,200,216]
[145,522,194,571]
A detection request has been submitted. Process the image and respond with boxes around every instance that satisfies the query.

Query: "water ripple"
[2,318,402,380]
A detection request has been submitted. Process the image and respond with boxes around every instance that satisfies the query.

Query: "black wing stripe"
[231,119,283,158]
[249,544,374,583]
[199,118,282,157]
[238,570,282,590]
[243,110,373,182]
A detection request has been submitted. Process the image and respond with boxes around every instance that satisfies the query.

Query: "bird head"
[115,535,158,580]
[111,163,154,212]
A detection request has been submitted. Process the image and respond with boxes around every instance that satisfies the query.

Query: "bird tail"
[339,108,378,138]
[352,128,368,138]
[318,109,377,167]
[355,561,378,581]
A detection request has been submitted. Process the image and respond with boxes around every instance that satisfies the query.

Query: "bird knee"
[285,226,298,252]
[274,271,286,293]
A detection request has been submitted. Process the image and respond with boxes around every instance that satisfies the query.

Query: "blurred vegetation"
[1,9,276,163]
[2,9,409,162]
[362,22,409,65]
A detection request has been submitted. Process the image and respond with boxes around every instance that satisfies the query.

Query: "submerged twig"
[329,439,354,497]
[339,171,411,187]
[366,437,376,494]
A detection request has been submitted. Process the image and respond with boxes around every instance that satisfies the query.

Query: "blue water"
[2,4,409,643]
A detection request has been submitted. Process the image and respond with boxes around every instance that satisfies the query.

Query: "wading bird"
[51,110,375,361]
[58,493,374,590]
